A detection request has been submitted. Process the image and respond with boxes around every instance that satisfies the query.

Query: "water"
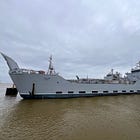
[0,84,140,140]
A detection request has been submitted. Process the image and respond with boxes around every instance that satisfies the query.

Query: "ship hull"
[20,92,140,99]
[9,73,140,99]
[2,52,140,99]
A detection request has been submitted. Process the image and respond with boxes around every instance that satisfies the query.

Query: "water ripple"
[0,84,140,140]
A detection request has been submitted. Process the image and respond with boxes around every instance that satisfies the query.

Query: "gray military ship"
[1,52,140,99]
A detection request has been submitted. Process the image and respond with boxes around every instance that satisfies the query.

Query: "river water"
[0,83,140,140]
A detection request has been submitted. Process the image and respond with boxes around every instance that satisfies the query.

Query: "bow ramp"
[0,52,19,70]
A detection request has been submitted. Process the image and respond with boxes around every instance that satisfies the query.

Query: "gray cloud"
[1,0,140,82]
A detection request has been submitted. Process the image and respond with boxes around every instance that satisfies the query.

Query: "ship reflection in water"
[0,85,140,140]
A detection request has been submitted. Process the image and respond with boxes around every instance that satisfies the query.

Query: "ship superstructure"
[1,52,140,99]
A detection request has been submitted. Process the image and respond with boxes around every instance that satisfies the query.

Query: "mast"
[47,55,56,75]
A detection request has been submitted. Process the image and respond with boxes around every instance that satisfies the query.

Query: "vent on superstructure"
[122,90,126,92]
[137,90,140,93]
[79,91,86,93]
[56,91,62,94]
[130,90,134,93]
[92,91,98,93]
[113,90,118,93]
[68,91,74,93]
[103,91,108,93]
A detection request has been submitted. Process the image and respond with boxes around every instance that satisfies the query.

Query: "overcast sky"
[1,0,140,82]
